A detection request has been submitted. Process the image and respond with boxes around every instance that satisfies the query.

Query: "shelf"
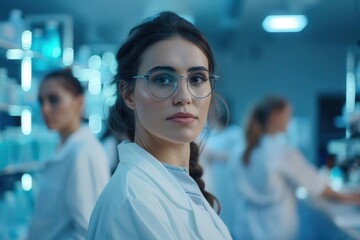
[0,161,44,176]
[0,103,31,114]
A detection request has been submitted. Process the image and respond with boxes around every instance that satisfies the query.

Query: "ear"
[76,95,85,111]
[123,93,136,110]
[119,81,136,110]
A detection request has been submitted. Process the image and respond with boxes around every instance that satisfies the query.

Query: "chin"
[166,132,198,144]
[46,123,58,131]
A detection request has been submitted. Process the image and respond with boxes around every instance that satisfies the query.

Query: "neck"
[265,125,281,135]
[59,121,81,144]
[134,131,190,169]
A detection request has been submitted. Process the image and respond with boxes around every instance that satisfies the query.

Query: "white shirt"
[234,133,326,240]
[29,127,110,240]
[87,142,232,240]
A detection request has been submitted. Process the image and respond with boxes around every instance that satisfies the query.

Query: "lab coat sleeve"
[66,148,110,239]
[280,148,327,196]
[102,198,179,240]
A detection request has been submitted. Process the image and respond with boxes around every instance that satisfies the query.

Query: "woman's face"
[39,79,83,132]
[124,36,212,144]
[270,104,292,132]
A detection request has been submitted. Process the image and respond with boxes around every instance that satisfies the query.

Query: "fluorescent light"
[262,15,308,32]
[6,49,24,60]
[22,30,32,50]
[21,109,32,135]
[346,71,356,139]
[63,47,74,66]
[21,173,32,191]
[72,66,87,82]
[102,52,115,67]
[88,55,102,70]
[346,72,356,113]
[88,70,101,95]
[21,57,32,92]
[89,114,102,134]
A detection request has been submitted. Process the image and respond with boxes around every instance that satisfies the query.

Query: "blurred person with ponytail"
[234,95,360,240]
[29,68,110,240]
[87,11,232,239]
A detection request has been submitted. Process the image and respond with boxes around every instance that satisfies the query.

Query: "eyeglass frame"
[131,68,219,99]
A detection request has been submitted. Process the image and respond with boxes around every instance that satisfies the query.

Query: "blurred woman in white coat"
[29,69,110,240]
[234,96,360,240]
[87,12,232,239]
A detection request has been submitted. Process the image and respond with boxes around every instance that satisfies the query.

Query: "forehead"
[39,79,67,96]
[138,36,209,73]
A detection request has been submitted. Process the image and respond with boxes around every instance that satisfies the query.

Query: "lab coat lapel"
[204,197,232,239]
[118,142,192,211]
[118,142,232,239]
[187,199,231,240]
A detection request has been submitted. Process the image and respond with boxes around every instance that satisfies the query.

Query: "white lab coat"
[87,142,232,240]
[29,126,110,240]
[234,133,326,240]
[199,124,244,235]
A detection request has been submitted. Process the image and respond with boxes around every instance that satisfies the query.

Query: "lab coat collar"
[118,142,231,239]
[50,126,91,163]
[262,132,288,147]
[118,142,192,211]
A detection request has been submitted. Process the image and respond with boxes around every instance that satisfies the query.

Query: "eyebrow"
[147,65,209,74]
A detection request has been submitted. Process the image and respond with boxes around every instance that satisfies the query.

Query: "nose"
[41,100,52,116]
[173,77,192,105]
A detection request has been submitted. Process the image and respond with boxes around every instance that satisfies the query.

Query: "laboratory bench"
[298,186,360,240]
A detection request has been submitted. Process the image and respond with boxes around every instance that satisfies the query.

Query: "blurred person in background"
[87,12,232,239]
[29,68,110,240]
[198,99,244,236]
[234,95,360,240]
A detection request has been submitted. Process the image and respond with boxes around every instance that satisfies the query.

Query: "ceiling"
[0,0,359,50]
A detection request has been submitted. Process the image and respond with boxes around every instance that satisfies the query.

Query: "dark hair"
[108,11,225,212]
[42,68,84,96]
[243,96,288,165]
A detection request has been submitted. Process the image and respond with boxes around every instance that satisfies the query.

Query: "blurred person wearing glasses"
[87,12,232,239]
[234,95,360,240]
[29,68,110,240]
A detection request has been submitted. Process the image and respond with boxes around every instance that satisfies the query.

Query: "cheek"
[197,98,211,126]
[55,101,78,119]
[133,86,163,124]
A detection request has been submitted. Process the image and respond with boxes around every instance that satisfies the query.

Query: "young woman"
[234,96,360,240]
[29,69,110,240]
[87,12,232,239]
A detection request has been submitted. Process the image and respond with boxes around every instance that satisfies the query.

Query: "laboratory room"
[0,0,360,239]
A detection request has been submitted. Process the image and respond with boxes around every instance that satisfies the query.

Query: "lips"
[167,112,197,124]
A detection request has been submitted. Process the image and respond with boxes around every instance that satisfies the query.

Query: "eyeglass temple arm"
[132,75,149,79]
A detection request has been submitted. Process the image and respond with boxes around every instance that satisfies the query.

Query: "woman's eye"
[153,74,175,85]
[189,73,207,85]
[48,95,60,107]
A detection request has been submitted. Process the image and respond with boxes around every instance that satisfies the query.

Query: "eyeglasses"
[132,69,218,99]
